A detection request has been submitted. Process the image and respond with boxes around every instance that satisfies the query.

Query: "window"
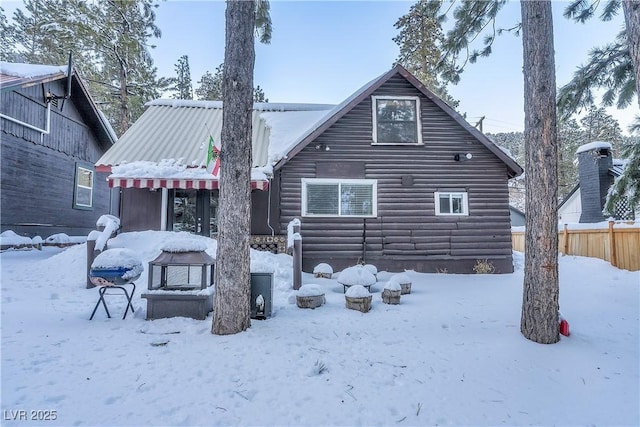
[302,179,377,217]
[73,164,94,209]
[372,96,422,144]
[435,192,468,216]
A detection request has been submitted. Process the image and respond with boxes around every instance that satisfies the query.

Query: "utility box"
[250,272,273,319]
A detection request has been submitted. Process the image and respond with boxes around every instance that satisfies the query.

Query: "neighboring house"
[96,65,523,273]
[509,205,525,227]
[1,62,116,238]
[558,141,636,224]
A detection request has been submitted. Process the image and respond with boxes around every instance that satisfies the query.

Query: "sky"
[1,228,639,425]
[2,0,638,134]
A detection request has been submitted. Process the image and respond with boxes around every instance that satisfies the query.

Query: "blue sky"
[3,0,638,134]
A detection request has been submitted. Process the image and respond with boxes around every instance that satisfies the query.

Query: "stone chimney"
[577,141,614,223]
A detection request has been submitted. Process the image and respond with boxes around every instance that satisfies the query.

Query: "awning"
[108,177,269,191]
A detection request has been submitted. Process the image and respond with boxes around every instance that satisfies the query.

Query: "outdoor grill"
[88,248,143,320]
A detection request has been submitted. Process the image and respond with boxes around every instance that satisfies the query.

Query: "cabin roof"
[96,100,334,173]
[274,64,523,178]
[96,64,523,179]
[0,62,117,150]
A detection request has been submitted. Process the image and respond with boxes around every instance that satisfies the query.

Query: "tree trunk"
[520,0,560,344]
[623,0,640,109]
[212,0,255,335]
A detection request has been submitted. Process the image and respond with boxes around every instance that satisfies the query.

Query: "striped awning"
[108,177,269,191]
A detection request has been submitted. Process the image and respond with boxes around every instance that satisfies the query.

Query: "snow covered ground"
[1,230,638,426]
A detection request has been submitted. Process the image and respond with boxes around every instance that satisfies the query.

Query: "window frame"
[434,191,469,216]
[371,95,423,145]
[73,163,94,210]
[301,178,378,218]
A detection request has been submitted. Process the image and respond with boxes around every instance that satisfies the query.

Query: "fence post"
[86,238,98,288]
[562,224,569,255]
[292,223,302,290]
[608,220,617,268]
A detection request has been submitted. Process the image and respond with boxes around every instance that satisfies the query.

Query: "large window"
[372,96,422,144]
[73,164,94,209]
[435,191,469,216]
[302,179,377,217]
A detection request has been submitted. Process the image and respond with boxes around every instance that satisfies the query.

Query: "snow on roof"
[109,159,270,181]
[577,141,612,154]
[0,62,67,78]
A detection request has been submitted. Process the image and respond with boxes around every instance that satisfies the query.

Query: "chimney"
[577,141,614,223]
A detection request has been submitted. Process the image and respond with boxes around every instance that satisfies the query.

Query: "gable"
[275,65,523,178]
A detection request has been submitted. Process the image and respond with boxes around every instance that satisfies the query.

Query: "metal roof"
[96,101,334,169]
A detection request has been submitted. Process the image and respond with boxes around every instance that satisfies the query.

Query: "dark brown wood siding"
[278,75,514,273]
[1,81,112,238]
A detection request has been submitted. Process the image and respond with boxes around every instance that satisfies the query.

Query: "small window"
[435,192,468,216]
[302,178,377,217]
[372,96,422,144]
[74,164,94,210]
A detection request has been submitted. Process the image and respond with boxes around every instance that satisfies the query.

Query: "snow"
[0,62,67,78]
[344,284,371,298]
[1,231,639,426]
[512,219,640,232]
[313,262,333,275]
[0,230,32,246]
[390,272,411,285]
[337,264,377,286]
[161,238,208,253]
[383,280,402,291]
[576,140,613,154]
[297,284,325,297]
[90,248,144,281]
[110,158,270,182]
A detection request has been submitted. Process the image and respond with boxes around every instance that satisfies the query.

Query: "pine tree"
[432,0,560,343]
[170,55,193,100]
[253,85,268,102]
[0,7,16,61]
[393,0,459,107]
[560,0,639,216]
[195,63,269,102]
[212,0,256,336]
[195,64,224,100]
[557,119,583,199]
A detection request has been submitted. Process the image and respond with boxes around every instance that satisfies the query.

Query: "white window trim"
[74,165,94,209]
[371,95,423,145]
[435,191,469,216]
[301,178,378,218]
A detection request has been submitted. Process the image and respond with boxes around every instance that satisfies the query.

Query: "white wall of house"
[558,191,582,224]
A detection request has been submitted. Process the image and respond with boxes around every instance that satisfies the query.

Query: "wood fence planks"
[512,221,639,271]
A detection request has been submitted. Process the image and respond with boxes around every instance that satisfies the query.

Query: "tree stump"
[296,294,325,309]
[345,295,372,313]
[296,284,325,309]
[400,283,412,295]
[382,288,401,304]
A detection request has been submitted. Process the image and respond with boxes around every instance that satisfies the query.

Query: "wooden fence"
[512,221,640,271]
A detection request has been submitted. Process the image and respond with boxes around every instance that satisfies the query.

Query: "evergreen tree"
[195,64,224,100]
[579,106,624,148]
[0,7,16,61]
[212,0,256,335]
[557,118,583,199]
[170,55,193,100]
[560,1,639,216]
[432,0,560,343]
[393,0,459,107]
[75,0,164,135]
[253,85,268,103]
[195,63,269,102]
